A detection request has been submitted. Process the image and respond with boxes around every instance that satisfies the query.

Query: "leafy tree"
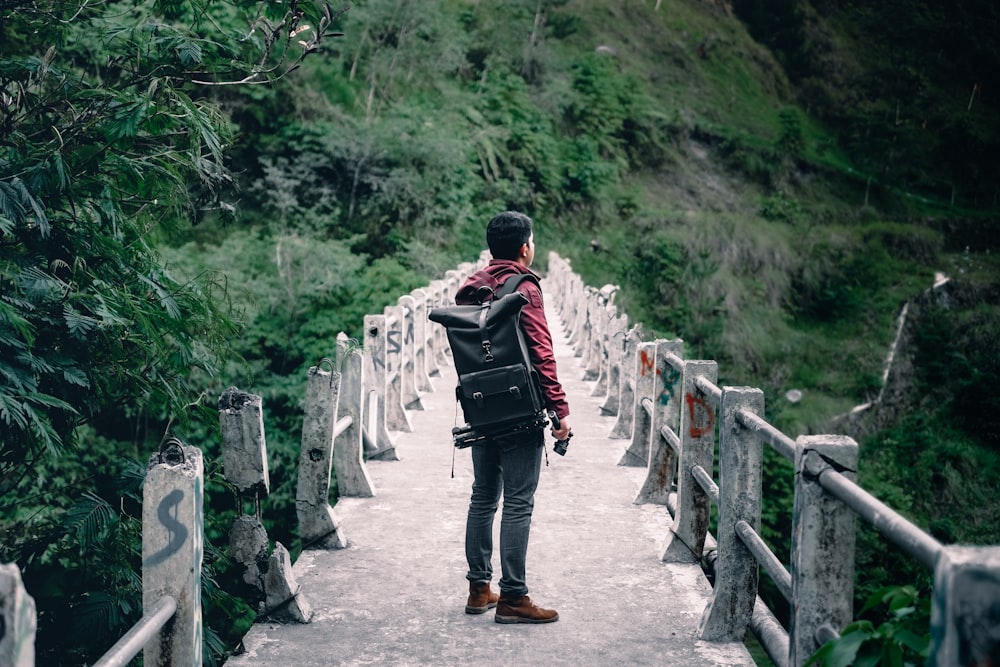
[0,0,345,661]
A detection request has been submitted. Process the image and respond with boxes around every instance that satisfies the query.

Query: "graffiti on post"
[660,367,680,406]
[640,349,657,377]
[387,330,401,356]
[144,489,189,567]
[684,393,716,438]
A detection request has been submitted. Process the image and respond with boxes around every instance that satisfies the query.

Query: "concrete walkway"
[226,299,756,667]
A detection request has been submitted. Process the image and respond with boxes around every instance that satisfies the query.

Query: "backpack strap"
[475,273,539,364]
[495,273,540,299]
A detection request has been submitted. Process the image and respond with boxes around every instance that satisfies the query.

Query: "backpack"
[428,274,548,447]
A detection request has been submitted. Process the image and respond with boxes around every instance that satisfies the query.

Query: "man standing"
[454,211,571,624]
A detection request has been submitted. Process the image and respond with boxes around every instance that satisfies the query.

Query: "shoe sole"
[494,613,559,624]
[465,603,497,614]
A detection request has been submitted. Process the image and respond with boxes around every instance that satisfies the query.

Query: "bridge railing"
[0,252,491,667]
[9,250,997,666]
[546,252,1000,667]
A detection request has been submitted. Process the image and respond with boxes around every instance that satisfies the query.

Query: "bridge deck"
[226,302,756,666]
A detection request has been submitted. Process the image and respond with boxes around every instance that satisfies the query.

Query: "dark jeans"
[465,430,544,597]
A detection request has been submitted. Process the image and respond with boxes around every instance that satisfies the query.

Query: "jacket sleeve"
[517,280,570,420]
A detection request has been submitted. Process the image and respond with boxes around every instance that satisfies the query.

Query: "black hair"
[486,211,533,260]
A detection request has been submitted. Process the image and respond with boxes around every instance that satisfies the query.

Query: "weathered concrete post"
[634,339,684,505]
[410,289,434,392]
[569,277,588,354]
[296,362,347,549]
[790,435,858,666]
[142,441,203,667]
[599,313,628,417]
[333,334,375,498]
[383,304,412,433]
[579,287,599,379]
[699,386,764,642]
[619,341,658,467]
[219,388,270,599]
[609,325,642,439]
[363,313,398,460]
[590,287,618,398]
[424,280,448,377]
[929,546,1000,666]
[662,359,718,563]
[397,295,424,411]
[219,388,269,500]
[0,563,36,667]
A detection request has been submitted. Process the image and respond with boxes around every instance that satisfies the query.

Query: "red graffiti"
[640,350,660,377]
[685,393,715,438]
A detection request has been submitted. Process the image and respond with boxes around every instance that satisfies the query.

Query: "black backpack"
[428,274,548,446]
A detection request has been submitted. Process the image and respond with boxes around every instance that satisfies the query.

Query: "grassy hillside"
[194,0,1000,608]
[6,0,995,663]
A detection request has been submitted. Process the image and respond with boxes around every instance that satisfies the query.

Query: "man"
[454,211,572,624]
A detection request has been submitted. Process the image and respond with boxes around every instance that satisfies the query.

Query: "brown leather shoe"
[465,581,500,614]
[494,594,559,624]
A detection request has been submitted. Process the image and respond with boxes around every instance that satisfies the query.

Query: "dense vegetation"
[2,0,997,664]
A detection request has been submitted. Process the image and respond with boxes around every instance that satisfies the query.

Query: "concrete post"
[410,289,434,392]
[571,277,588,355]
[142,442,203,667]
[334,334,375,498]
[609,325,642,439]
[296,363,347,549]
[397,295,424,411]
[619,341,658,467]
[262,543,313,624]
[423,280,446,377]
[662,359,718,563]
[218,387,269,497]
[580,287,598,379]
[363,313,397,460]
[635,339,684,505]
[929,546,1000,666]
[699,386,764,642]
[228,514,268,598]
[590,302,610,396]
[383,304,412,433]
[790,435,858,666]
[0,563,36,667]
[599,313,628,417]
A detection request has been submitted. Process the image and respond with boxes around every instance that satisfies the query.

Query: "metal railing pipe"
[735,520,792,602]
[93,595,177,667]
[694,374,722,404]
[816,623,841,645]
[817,468,944,570]
[661,424,680,454]
[736,408,796,461]
[750,602,791,667]
[332,414,354,439]
[640,396,653,417]
[690,464,720,504]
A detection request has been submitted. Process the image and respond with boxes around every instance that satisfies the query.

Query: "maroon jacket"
[455,260,569,420]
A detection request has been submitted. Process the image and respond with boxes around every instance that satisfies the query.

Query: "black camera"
[548,411,573,456]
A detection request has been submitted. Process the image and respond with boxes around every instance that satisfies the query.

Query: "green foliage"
[914,298,1000,449]
[807,586,930,667]
[2,0,998,663]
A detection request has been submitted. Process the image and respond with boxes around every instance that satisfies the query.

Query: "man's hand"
[551,419,571,442]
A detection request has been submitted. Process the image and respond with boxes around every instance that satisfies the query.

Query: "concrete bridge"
[2,253,998,667]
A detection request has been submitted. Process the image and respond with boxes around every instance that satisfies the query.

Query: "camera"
[547,411,573,456]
